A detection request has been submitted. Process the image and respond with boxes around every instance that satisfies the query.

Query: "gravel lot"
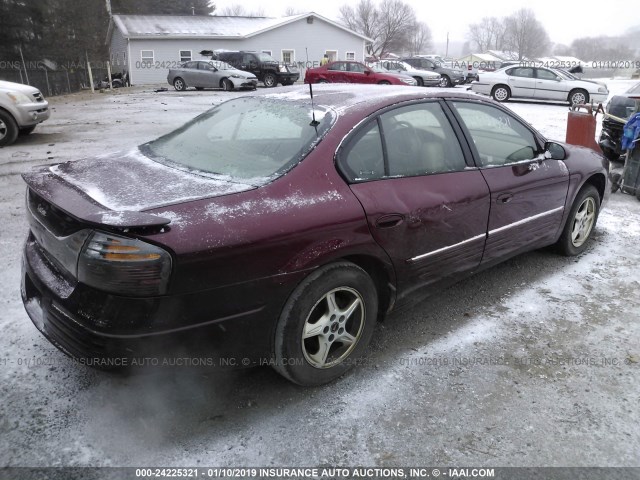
[0,82,639,469]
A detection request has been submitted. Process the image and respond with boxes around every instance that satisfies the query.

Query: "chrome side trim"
[408,234,486,263]
[488,206,564,236]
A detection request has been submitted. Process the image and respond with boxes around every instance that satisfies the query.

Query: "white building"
[106,12,373,85]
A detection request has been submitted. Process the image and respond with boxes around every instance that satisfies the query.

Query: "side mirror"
[555,77,562,82]
[545,141,566,160]
[364,69,372,75]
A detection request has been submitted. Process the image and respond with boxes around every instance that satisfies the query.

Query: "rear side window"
[339,102,466,182]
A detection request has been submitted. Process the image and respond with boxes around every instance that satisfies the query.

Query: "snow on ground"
[0,81,639,469]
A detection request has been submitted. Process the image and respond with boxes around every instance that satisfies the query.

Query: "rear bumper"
[21,235,302,367]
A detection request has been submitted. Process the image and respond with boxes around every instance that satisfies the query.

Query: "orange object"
[565,110,601,152]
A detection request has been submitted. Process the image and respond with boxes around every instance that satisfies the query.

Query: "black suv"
[599,82,639,161]
[213,51,299,87]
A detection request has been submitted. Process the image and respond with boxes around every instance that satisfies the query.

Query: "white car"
[0,80,50,146]
[471,66,609,105]
[371,60,441,87]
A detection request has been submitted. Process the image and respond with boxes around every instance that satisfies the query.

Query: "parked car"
[304,61,417,86]
[212,51,299,87]
[400,57,465,87]
[471,66,609,105]
[371,60,441,87]
[21,85,607,386]
[167,60,257,91]
[599,82,640,161]
[0,80,50,147]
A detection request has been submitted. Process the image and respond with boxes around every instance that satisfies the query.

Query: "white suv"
[0,80,50,146]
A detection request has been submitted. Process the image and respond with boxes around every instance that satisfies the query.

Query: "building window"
[346,51,356,61]
[179,50,192,62]
[262,50,272,56]
[141,50,154,64]
[281,49,294,64]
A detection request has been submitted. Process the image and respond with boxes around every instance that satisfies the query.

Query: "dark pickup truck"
[212,51,299,87]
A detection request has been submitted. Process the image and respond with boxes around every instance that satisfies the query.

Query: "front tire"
[438,75,452,87]
[173,77,186,91]
[221,78,233,91]
[491,84,510,102]
[414,77,424,87]
[263,72,277,88]
[556,185,600,256]
[273,262,378,386]
[569,89,589,106]
[378,80,391,85]
[0,110,19,147]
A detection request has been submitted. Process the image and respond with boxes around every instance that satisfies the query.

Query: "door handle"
[496,193,513,204]
[375,214,404,229]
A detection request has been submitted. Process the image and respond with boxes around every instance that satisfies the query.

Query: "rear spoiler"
[22,168,171,230]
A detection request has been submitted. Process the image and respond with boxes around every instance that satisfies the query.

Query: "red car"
[304,60,417,86]
[22,85,607,386]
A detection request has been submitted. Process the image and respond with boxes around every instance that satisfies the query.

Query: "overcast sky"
[219,0,634,49]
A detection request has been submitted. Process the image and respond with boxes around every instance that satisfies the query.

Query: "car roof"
[253,84,488,110]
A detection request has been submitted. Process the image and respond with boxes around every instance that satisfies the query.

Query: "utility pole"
[105,0,111,15]
[446,32,449,57]
[192,6,195,15]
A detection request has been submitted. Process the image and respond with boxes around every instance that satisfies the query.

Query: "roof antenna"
[306,48,320,128]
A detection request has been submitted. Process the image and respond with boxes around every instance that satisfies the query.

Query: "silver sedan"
[167,60,258,91]
[372,60,442,87]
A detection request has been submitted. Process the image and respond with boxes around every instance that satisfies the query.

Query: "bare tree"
[503,9,549,60]
[408,21,432,55]
[340,0,418,58]
[219,4,264,16]
[467,16,507,52]
[572,35,634,60]
[284,6,305,16]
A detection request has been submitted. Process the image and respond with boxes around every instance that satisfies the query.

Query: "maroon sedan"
[21,85,607,386]
[304,60,417,86]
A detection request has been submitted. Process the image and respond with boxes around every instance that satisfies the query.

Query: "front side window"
[536,68,558,80]
[451,101,538,167]
[145,98,335,182]
[348,62,365,73]
[339,102,466,182]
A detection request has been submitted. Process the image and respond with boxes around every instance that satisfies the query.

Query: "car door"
[239,53,261,79]
[198,61,221,88]
[505,67,536,98]
[181,61,199,85]
[534,68,568,101]
[448,100,569,265]
[326,62,349,83]
[346,62,375,84]
[337,101,491,297]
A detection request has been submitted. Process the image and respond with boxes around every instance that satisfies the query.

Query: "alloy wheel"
[571,197,596,247]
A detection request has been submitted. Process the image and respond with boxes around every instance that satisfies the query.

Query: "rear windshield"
[144,97,335,183]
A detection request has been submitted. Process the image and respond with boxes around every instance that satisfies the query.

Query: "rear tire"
[316,79,329,84]
[556,185,600,256]
[273,261,378,386]
[0,110,18,147]
[173,77,186,91]
[378,81,391,85]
